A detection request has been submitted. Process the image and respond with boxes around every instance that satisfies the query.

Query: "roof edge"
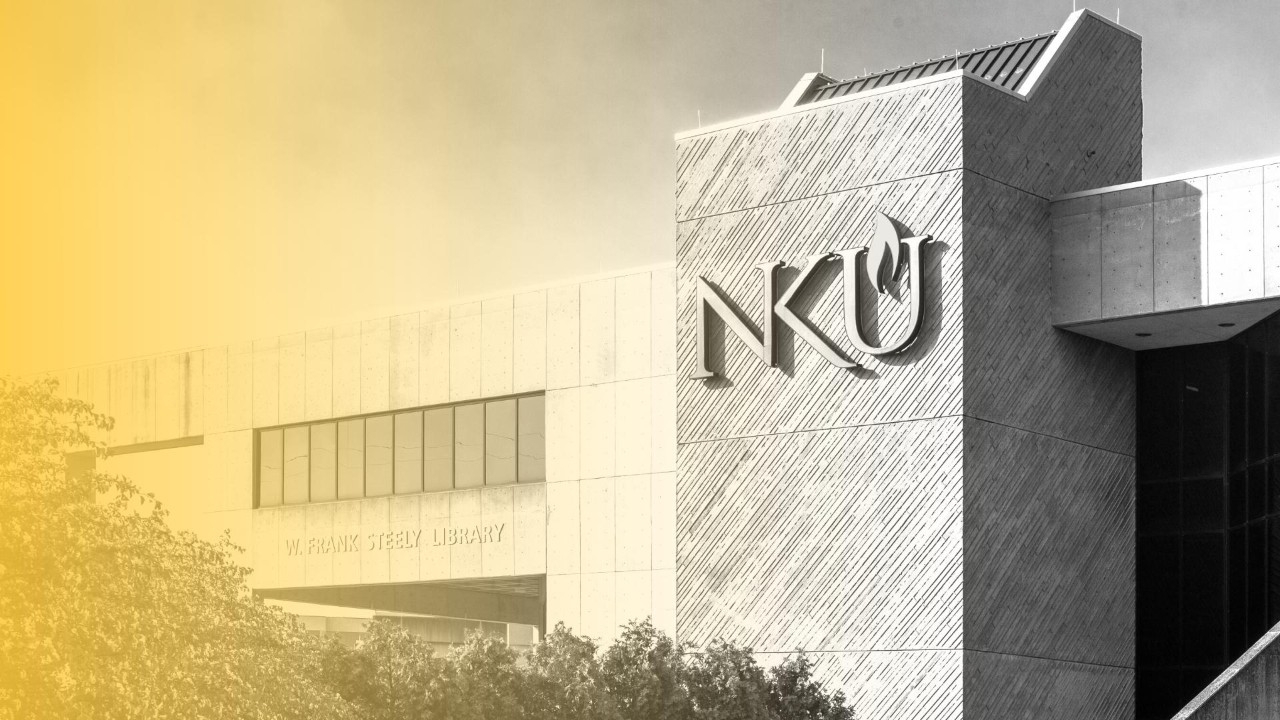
[674,8,1141,141]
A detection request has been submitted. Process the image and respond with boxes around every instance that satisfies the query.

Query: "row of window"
[257,395,545,507]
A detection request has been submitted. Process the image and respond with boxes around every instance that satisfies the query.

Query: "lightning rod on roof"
[697,110,701,129]
[821,48,825,73]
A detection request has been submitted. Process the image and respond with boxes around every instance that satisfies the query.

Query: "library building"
[53,9,1280,720]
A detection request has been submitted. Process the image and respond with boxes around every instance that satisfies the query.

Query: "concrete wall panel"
[651,472,676,571]
[546,480,581,575]
[545,387,581,482]
[1267,164,1280,297]
[678,419,963,653]
[807,650,963,720]
[359,318,390,413]
[615,569,652,629]
[513,290,547,393]
[579,383,615,480]
[966,173,1134,454]
[614,474,651,572]
[547,573,581,633]
[155,353,182,440]
[676,79,963,222]
[651,268,678,375]
[389,313,419,410]
[389,495,420,582]
[1207,167,1265,304]
[965,14,1143,197]
[331,323,361,418]
[615,273,652,381]
[419,308,450,405]
[580,279,615,385]
[964,419,1134,667]
[305,503,335,586]
[1050,195,1103,324]
[1101,186,1155,317]
[278,333,305,425]
[481,487,515,577]
[580,572,616,643]
[449,303,482,401]
[513,483,547,575]
[304,329,333,421]
[204,347,229,435]
[964,651,1133,720]
[481,297,514,397]
[252,338,279,429]
[546,284,580,389]
[652,567,676,636]
[1153,179,1206,312]
[614,379,652,476]
[579,477,615,574]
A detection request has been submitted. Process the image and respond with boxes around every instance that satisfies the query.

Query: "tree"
[0,377,857,719]
[0,378,352,720]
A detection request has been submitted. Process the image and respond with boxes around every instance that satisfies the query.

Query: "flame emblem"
[832,213,933,357]
[865,212,904,292]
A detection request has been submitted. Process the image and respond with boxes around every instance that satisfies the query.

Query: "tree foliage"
[0,377,854,719]
[0,378,352,720]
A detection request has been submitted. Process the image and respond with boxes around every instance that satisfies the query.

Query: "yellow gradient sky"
[4,0,1280,377]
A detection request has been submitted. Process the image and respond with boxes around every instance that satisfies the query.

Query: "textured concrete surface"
[1172,622,1280,720]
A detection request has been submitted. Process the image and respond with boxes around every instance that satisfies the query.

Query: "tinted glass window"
[259,429,283,507]
[423,408,453,492]
[395,411,423,494]
[486,399,516,486]
[310,422,337,502]
[518,395,546,483]
[365,415,394,497]
[338,419,364,499]
[455,403,485,488]
[283,426,310,505]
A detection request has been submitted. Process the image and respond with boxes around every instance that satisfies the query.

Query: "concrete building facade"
[47,9,1280,720]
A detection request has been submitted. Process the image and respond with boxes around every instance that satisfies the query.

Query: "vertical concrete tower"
[675,10,1141,720]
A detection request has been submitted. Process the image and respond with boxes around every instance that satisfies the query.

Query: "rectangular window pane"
[486,399,516,486]
[338,419,365,499]
[283,426,310,505]
[311,422,337,502]
[259,429,283,507]
[395,411,423,494]
[366,415,394,497]
[455,403,485,488]
[424,407,453,491]
[518,396,546,483]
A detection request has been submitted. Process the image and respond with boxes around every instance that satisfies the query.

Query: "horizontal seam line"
[676,167,963,225]
[964,414,1133,457]
[677,413,964,446]
[966,647,1134,671]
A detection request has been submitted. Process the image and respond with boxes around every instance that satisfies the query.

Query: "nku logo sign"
[693,212,932,379]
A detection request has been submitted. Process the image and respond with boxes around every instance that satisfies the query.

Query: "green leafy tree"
[687,639,773,720]
[601,619,695,720]
[523,622,618,720]
[0,378,353,720]
[767,654,855,720]
[1,377,857,720]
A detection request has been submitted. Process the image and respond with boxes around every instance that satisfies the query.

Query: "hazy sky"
[3,0,1279,376]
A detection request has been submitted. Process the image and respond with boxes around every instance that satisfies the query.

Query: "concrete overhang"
[1050,156,1280,350]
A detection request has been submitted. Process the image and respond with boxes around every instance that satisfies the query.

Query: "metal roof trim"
[674,9,1141,141]
[673,70,967,141]
[1052,154,1280,202]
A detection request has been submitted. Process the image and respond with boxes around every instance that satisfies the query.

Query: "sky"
[3,0,1279,376]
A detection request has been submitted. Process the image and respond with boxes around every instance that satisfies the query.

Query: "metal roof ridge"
[817,29,1059,90]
